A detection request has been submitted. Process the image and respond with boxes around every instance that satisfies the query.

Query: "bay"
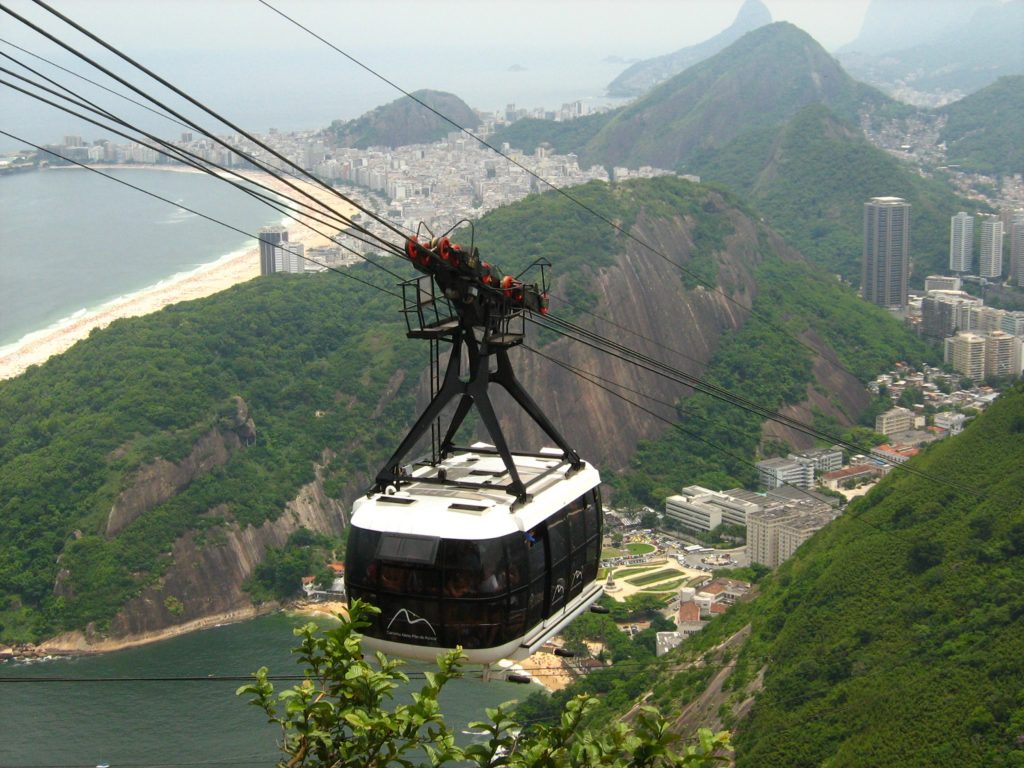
[0,612,528,767]
[0,168,283,348]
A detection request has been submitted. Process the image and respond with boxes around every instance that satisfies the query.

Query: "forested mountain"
[526,385,1024,765]
[691,104,972,283]
[605,0,772,98]
[939,76,1024,175]
[728,383,1024,765]
[325,89,479,148]
[581,23,897,172]
[0,177,927,646]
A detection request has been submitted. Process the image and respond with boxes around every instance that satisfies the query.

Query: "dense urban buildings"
[949,211,973,273]
[862,196,911,309]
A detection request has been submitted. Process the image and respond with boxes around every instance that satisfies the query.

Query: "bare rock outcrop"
[497,206,765,471]
[105,397,255,537]
[76,460,347,644]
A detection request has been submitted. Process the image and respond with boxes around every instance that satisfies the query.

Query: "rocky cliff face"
[497,202,789,471]
[105,396,256,537]
[104,459,346,639]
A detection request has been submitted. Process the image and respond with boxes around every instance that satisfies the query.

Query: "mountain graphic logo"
[386,608,437,641]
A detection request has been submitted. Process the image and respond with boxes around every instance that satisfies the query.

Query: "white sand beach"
[0,168,360,380]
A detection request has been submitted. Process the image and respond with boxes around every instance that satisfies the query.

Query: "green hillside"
[326,89,480,148]
[616,255,933,504]
[728,384,1024,766]
[940,75,1024,176]
[0,268,419,641]
[694,104,975,283]
[538,385,1024,764]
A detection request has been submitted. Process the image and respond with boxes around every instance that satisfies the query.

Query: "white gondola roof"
[351,445,601,541]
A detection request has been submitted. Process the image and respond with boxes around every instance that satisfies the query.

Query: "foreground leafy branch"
[238,600,732,767]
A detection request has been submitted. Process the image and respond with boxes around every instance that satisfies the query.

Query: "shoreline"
[0,166,359,381]
[35,604,279,657]
[13,599,576,692]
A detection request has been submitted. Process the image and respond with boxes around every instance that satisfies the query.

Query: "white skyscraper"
[949,211,973,273]
[979,217,1004,279]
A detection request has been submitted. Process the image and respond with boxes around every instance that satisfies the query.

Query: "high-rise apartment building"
[949,211,973,273]
[944,332,986,381]
[1011,211,1024,288]
[984,331,1021,378]
[258,225,289,276]
[979,217,1004,279]
[863,197,910,309]
[276,242,306,274]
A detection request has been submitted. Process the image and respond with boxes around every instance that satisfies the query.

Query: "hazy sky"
[2,1,874,54]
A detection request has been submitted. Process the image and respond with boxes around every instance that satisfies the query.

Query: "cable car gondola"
[345,234,605,664]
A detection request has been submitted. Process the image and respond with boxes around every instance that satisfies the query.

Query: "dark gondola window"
[547,516,569,612]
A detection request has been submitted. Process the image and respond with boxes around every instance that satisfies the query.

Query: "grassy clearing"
[639,577,687,592]
[624,568,683,587]
[625,542,656,555]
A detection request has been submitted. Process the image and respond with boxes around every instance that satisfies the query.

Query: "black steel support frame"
[375,323,581,502]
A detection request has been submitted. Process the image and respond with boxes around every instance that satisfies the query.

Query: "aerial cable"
[0,70,408,268]
[12,0,409,248]
[0,47,406,259]
[525,343,879,509]
[0,4,381,246]
[546,290,712,370]
[256,0,864,390]
[0,37,418,261]
[0,130,403,302]
[529,314,983,497]
[0,34,195,133]
[0,53,376,250]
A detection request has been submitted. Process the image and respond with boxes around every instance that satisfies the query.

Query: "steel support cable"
[257,0,865,390]
[546,290,709,370]
[11,5,872,451]
[0,54,385,255]
[22,0,410,243]
[0,130,403,302]
[0,73,408,272]
[528,314,983,497]
[0,34,196,132]
[0,40,415,259]
[523,343,881,511]
[539,308,878,454]
[2,2,403,251]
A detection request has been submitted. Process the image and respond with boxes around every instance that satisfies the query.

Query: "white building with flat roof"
[756,457,814,490]
[663,486,761,532]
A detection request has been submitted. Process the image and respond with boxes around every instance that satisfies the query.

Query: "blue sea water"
[0,612,527,767]
[0,167,284,348]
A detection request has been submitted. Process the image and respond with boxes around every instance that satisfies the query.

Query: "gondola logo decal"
[386,608,438,642]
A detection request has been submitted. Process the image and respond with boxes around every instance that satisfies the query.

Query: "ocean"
[0,168,283,349]
[0,612,528,767]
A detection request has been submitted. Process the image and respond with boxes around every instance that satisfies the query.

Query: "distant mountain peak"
[606,0,772,98]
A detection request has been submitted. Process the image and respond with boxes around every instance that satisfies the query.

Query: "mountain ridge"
[606,0,772,98]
